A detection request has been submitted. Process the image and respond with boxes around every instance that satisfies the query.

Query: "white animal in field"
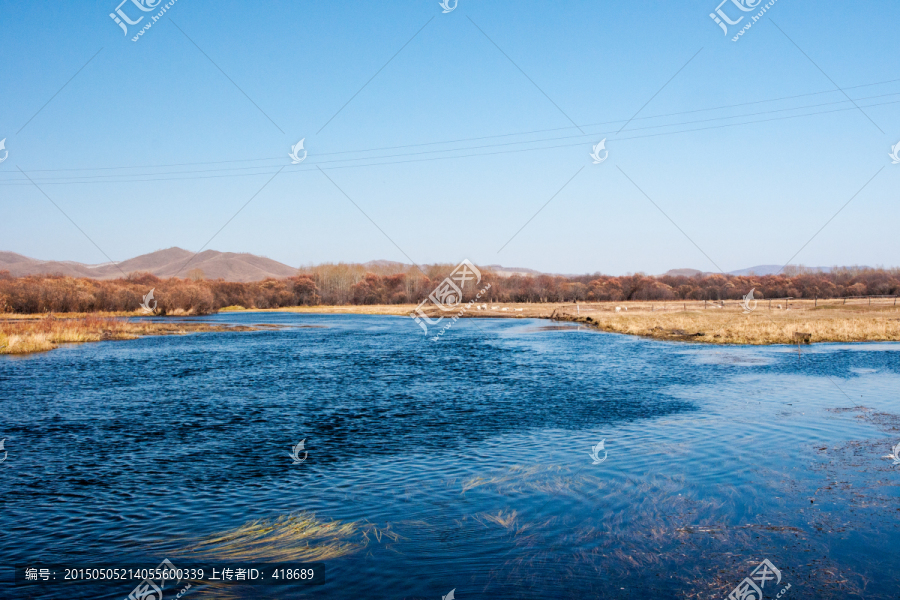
[502,307,509,311]
[615,307,621,312]
[777,304,782,309]
[515,308,523,312]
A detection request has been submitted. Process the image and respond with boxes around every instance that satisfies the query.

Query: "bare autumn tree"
[292,275,319,305]
[1,267,898,314]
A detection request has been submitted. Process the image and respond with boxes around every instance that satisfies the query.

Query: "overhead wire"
[2,86,899,185]
[9,75,900,175]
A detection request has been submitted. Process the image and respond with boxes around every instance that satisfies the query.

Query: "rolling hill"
[0,248,299,283]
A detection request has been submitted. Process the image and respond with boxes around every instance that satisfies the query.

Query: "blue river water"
[1,313,899,599]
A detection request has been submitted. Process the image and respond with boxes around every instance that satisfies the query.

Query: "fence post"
[815,296,817,307]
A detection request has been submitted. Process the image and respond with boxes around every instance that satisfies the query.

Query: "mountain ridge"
[0,248,299,283]
[0,249,881,283]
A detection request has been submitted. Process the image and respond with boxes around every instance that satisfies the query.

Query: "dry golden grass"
[0,315,260,355]
[182,513,404,563]
[254,298,900,345]
[557,299,900,344]
[4,296,897,353]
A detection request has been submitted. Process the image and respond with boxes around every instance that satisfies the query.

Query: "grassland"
[551,298,900,344]
[242,297,900,345]
[0,314,262,355]
[2,297,898,355]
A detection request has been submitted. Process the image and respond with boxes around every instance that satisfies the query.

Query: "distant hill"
[662,268,705,277]
[0,248,298,283]
[0,250,544,282]
[727,265,795,276]
[4,250,880,284]
[726,265,873,276]
[353,261,542,278]
[481,264,542,277]
[361,260,410,274]
[662,265,875,277]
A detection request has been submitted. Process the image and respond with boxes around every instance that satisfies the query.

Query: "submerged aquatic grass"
[183,513,362,562]
[461,465,605,497]
[456,464,868,598]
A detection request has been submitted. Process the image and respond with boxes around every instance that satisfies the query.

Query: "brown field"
[244,296,900,345]
[0,315,264,355]
[552,298,900,345]
[2,296,898,355]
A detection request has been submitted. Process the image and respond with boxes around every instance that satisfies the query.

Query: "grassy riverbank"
[3,297,898,354]
[243,297,900,345]
[0,314,262,355]
[541,298,900,344]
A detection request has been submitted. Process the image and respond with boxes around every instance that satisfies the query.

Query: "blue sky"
[1,0,898,275]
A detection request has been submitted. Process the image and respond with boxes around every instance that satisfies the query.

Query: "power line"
[2,96,898,185]
[5,76,899,175]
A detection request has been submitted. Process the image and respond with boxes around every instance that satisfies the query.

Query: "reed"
[183,513,364,562]
[0,315,260,354]
[564,303,900,344]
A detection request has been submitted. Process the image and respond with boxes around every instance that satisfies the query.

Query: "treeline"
[0,266,897,315]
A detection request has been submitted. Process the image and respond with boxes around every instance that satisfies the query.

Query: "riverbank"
[3,297,898,354]
[0,315,264,355]
[238,297,900,345]
[550,299,900,344]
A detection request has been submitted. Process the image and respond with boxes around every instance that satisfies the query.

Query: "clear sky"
[1,0,898,275]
